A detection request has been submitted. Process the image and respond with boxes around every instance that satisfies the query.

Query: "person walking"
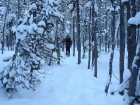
[63,35,72,56]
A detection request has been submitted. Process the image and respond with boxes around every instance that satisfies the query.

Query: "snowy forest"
[0,0,140,105]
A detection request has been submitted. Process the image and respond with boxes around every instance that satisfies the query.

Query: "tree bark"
[88,7,92,69]
[119,3,125,85]
[76,0,81,64]
[56,20,60,65]
[73,17,75,56]
[105,5,115,94]
[128,44,140,105]
[127,0,136,70]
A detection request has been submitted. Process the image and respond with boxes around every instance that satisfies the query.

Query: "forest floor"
[0,50,125,105]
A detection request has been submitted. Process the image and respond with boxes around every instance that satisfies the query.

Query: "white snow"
[28,23,37,34]
[37,27,44,35]
[94,3,98,13]
[128,17,136,25]
[85,1,92,8]
[128,12,140,26]
[9,70,16,78]
[2,56,12,61]
[115,6,120,13]
[46,43,55,50]
[12,25,17,33]
[29,3,37,11]
[3,77,7,84]
[47,0,61,6]
[0,49,126,105]
[45,0,64,21]
[16,24,28,41]
[121,0,129,3]
[38,20,46,27]
[135,12,140,25]
[0,7,6,15]
[68,3,74,10]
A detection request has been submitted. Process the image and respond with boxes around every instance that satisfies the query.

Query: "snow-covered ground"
[0,49,126,105]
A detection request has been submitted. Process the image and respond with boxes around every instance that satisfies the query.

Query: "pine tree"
[0,0,64,98]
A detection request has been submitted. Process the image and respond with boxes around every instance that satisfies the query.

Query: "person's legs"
[66,46,68,56]
[67,46,70,56]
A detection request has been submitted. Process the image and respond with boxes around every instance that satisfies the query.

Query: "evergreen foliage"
[0,0,64,98]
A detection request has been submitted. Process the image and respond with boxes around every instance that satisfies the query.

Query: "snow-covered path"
[0,51,125,105]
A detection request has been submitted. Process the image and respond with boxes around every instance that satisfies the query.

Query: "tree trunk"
[82,21,87,59]
[73,17,75,56]
[92,4,97,77]
[2,7,7,54]
[56,20,60,65]
[76,0,81,64]
[119,3,125,95]
[119,3,125,84]
[94,24,97,78]
[127,0,136,70]
[128,44,140,105]
[105,5,115,94]
[88,7,92,69]
[18,0,21,19]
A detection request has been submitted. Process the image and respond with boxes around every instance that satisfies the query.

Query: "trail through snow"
[0,51,124,105]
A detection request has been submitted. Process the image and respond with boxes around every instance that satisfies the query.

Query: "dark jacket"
[63,37,72,47]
